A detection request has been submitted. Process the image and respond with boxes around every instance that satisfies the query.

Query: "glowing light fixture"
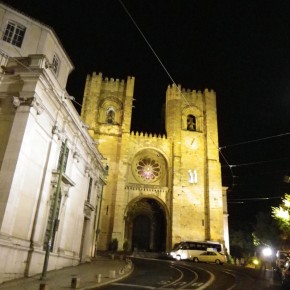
[253,258,259,265]
[262,247,272,257]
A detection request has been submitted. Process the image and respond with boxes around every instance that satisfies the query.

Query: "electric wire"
[221,156,290,168]
[228,196,283,204]
[219,132,290,150]
[219,132,290,189]
[0,33,98,156]
[5,3,289,195]
[230,196,282,201]
[0,43,82,107]
[0,48,83,110]
[117,0,290,196]
[118,0,177,87]
[118,0,235,177]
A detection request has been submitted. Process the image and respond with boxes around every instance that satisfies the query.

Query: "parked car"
[192,251,227,265]
[276,250,290,273]
[282,261,290,288]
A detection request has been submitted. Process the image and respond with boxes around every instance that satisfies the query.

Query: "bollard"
[39,283,49,290]
[109,270,116,279]
[97,273,102,283]
[71,277,80,289]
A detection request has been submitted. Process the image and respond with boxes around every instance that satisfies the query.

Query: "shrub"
[123,240,129,252]
[109,238,118,252]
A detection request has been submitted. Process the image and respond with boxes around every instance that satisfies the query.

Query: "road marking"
[162,263,199,288]
[191,282,204,286]
[159,280,173,285]
[112,282,155,289]
[194,269,215,290]
[159,265,184,287]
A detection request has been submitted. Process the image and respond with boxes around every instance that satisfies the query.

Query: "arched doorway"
[125,198,166,252]
[132,215,150,251]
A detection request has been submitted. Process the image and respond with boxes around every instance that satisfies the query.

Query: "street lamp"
[262,247,273,257]
[261,247,273,271]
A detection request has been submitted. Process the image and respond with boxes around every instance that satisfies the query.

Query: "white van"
[170,240,223,261]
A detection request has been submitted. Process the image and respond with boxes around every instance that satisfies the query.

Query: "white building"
[0,3,107,283]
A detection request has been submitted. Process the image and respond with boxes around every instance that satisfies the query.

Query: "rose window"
[136,157,161,182]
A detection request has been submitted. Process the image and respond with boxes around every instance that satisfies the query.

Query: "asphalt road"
[97,258,283,290]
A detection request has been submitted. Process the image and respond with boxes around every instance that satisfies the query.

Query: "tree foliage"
[230,227,254,260]
[272,193,290,246]
[252,211,281,248]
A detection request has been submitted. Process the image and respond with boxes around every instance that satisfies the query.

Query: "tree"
[272,193,290,247]
[253,211,281,248]
[230,226,254,262]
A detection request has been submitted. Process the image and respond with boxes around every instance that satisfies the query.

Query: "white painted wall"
[0,4,106,283]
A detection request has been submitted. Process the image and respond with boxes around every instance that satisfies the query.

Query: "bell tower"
[165,84,224,245]
[81,72,135,249]
[81,72,135,136]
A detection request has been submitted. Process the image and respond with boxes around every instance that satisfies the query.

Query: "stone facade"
[81,73,229,253]
[0,2,229,283]
[0,4,107,283]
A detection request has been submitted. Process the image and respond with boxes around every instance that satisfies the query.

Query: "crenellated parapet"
[81,72,135,134]
[102,76,125,94]
[130,131,167,140]
[83,72,134,99]
[128,131,170,159]
[166,83,182,101]
[167,84,216,104]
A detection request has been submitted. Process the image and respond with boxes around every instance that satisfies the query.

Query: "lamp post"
[261,246,273,271]
[41,139,67,280]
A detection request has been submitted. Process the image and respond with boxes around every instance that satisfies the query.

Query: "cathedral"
[81,72,229,252]
[0,3,229,282]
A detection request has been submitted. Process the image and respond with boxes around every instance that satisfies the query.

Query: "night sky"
[3,0,290,230]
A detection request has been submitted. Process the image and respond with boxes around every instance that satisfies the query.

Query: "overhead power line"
[219,132,290,189]
[118,0,177,87]
[229,196,282,201]
[221,156,290,168]
[119,0,234,174]
[228,196,282,204]
[219,132,290,150]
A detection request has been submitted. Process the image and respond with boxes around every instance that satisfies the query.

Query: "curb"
[82,259,134,289]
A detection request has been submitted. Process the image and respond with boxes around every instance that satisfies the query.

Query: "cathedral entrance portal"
[125,198,166,252]
[132,215,150,251]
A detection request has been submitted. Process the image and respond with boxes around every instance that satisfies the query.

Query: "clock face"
[132,151,164,184]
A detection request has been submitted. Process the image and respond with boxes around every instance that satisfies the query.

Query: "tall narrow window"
[43,192,62,251]
[57,142,69,173]
[3,21,26,47]
[87,177,93,202]
[187,115,196,131]
[106,108,115,124]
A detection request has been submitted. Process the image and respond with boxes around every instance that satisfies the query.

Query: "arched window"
[187,114,196,131]
[106,108,115,124]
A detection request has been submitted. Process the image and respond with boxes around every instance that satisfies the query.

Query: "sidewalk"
[0,255,133,290]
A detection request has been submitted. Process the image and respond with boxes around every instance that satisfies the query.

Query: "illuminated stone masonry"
[81,73,229,253]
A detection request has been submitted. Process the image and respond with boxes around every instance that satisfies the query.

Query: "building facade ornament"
[12,96,44,114]
[73,150,81,163]
[52,124,67,141]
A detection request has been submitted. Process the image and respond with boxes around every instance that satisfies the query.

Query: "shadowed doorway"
[125,198,166,252]
[132,214,150,251]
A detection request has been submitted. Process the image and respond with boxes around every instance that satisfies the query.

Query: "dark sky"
[4,0,290,229]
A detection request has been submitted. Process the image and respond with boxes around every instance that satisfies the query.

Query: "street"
[97,257,282,290]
